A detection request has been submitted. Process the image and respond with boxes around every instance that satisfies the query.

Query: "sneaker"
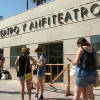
[34,94,38,98]
[38,95,44,100]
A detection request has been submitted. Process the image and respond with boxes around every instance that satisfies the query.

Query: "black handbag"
[33,65,37,75]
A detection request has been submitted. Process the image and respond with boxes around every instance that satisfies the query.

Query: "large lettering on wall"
[0,3,100,38]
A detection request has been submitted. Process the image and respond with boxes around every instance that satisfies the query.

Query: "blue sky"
[0,0,52,19]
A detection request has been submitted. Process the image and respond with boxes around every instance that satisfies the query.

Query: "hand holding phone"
[66,57,73,62]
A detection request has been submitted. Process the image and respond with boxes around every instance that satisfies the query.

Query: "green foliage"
[31,0,46,5]
[0,16,3,20]
[0,16,3,18]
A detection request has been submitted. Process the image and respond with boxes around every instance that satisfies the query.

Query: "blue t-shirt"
[76,47,97,77]
[37,54,46,72]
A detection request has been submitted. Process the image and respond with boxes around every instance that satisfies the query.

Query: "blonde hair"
[21,47,30,54]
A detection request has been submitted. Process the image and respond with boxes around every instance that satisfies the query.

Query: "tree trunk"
[27,0,28,10]
[37,0,40,5]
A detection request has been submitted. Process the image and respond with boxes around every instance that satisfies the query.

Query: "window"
[10,45,25,67]
[46,43,63,82]
[91,35,100,69]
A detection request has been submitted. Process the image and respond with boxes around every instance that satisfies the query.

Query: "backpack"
[81,47,96,70]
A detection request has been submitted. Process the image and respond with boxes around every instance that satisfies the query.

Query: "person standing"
[34,48,46,100]
[14,47,36,100]
[0,54,5,79]
[72,37,99,100]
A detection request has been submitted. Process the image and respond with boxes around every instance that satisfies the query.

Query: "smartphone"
[66,57,73,62]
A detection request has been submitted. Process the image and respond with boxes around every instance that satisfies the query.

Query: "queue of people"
[0,37,99,100]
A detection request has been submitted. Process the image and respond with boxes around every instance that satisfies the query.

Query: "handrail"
[31,64,71,96]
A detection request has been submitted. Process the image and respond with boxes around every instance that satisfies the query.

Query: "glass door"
[46,42,63,82]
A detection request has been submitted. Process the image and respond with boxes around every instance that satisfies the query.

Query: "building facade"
[0,0,100,85]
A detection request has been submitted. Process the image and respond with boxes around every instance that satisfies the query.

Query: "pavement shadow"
[44,98,73,100]
[0,91,35,94]
[44,85,74,94]
[44,87,74,95]
[0,91,26,94]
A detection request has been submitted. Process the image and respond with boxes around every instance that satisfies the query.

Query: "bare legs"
[36,77,40,94]
[74,85,83,100]
[81,87,87,100]
[19,79,32,100]
[36,77,44,95]
[74,85,94,100]
[20,79,25,100]
[26,79,32,100]
[85,85,94,100]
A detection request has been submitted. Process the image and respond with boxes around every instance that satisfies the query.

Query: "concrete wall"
[0,0,98,29]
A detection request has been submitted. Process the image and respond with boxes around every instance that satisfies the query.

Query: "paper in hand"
[70,65,76,76]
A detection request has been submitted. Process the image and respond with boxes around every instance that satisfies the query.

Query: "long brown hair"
[77,37,90,46]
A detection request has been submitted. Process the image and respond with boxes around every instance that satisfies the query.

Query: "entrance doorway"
[46,42,63,82]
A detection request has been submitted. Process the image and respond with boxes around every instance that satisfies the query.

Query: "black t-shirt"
[17,55,31,77]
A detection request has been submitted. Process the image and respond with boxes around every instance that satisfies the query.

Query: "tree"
[27,0,28,10]
[0,16,3,20]
[31,0,46,6]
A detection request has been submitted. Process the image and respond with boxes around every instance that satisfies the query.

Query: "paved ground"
[0,79,100,100]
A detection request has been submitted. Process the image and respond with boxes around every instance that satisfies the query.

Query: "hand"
[72,61,76,65]
[31,60,37,65]
[33,60,37,64]
[72,62,74,65]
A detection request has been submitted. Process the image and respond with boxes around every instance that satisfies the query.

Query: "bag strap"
[25,56,28,74]
[81,46,85,51]
[81,46,94,53]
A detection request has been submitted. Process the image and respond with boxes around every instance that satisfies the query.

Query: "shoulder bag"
[94,75,100,87]
[33,65,37,75]
[24,56,33,81]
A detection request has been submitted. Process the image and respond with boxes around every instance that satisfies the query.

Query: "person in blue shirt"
[72,37,99,100]
[34,48,46,100]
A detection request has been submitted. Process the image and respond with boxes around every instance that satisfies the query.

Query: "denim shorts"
[37,71,45,77]
[18,76,25,80]
[76,76,96,87]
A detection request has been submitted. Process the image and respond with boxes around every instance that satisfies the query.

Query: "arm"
[36,60,44,67]
[29,56,37,65]
[95,53,99,67]
[14,56,19,73]
[72,47,83,65]
[0,57,5,67]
